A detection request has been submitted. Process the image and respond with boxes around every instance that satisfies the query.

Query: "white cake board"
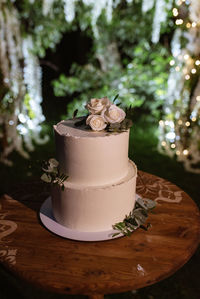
[39,196,139,242]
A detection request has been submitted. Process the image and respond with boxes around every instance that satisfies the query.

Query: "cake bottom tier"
[51,160,137,232]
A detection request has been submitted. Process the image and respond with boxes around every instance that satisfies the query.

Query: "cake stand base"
[39,196,130,241]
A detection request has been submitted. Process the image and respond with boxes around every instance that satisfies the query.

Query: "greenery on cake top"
[73,94,133,133]
[112,197,156,237]
[41,158,68,190]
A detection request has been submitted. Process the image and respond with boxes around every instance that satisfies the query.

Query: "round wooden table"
[0,171,200,299]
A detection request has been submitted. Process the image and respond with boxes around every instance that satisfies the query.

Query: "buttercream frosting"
[51,117,137,232]
[54,118,129,186]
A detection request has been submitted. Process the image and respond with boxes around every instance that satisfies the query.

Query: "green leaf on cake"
[113,94,119,103]
[120,118,133,130]
[125,105,134,119]
[73,109,78,119]
[112,232,121,237]
[41,173,52,183]
[74,116,88,127]
[41,158,68,190]
[106,118,133,133]
[106,122,121,132]
[49,158,59,168]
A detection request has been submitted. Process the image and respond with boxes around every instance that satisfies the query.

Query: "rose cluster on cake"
[85,97,126,131]
[73,95,133,132]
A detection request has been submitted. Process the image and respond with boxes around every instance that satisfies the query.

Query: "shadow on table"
[8,180,49,213]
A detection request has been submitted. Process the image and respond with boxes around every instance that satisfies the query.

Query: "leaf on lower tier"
[112,197,156,237]
[41,173,51,183]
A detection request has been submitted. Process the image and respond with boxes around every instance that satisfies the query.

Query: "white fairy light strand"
[0,4,29,164]
[42,0,55,16]
[63,0,76,22]
[142,0,154,13]
[0,3,48,164]
[21,36,49,150]
[158,0,200,173]
[142,0,173,44]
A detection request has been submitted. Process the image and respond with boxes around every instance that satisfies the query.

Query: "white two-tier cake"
[51,117,137,232]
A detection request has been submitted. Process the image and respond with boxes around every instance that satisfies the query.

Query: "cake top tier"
[54,118,123,138]
[53,117,130,186]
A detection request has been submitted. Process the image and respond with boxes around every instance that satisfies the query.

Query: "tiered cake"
[51,118,137,232]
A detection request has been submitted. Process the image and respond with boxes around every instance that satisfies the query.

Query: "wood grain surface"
[0,171,200,298]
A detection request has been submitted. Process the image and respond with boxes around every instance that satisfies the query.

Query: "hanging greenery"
[53,1,172,120]
[0,0,199,174]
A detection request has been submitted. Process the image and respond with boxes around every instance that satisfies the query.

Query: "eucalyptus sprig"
[41,158,68,190]
[112,197,156,237]
[113,93,119,103]
[74,115,88,127]
[106,118,133,133]
[125,105,135,120]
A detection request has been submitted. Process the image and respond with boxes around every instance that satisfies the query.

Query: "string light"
[176,0,182,6]
[183,149,189,155]
[191,68,197,74]
[9,120,14,125]
[176,19,183,25]
[18,113,26,123]
[185,74,190,80]
[161,141,167,146]
[158,0,200,174]
[196,96,200,102]
[159,120,164,126]
[172,8,178,16]
[166,132,176,140]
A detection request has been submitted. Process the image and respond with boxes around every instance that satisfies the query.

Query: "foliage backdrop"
[0,0,199,173]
